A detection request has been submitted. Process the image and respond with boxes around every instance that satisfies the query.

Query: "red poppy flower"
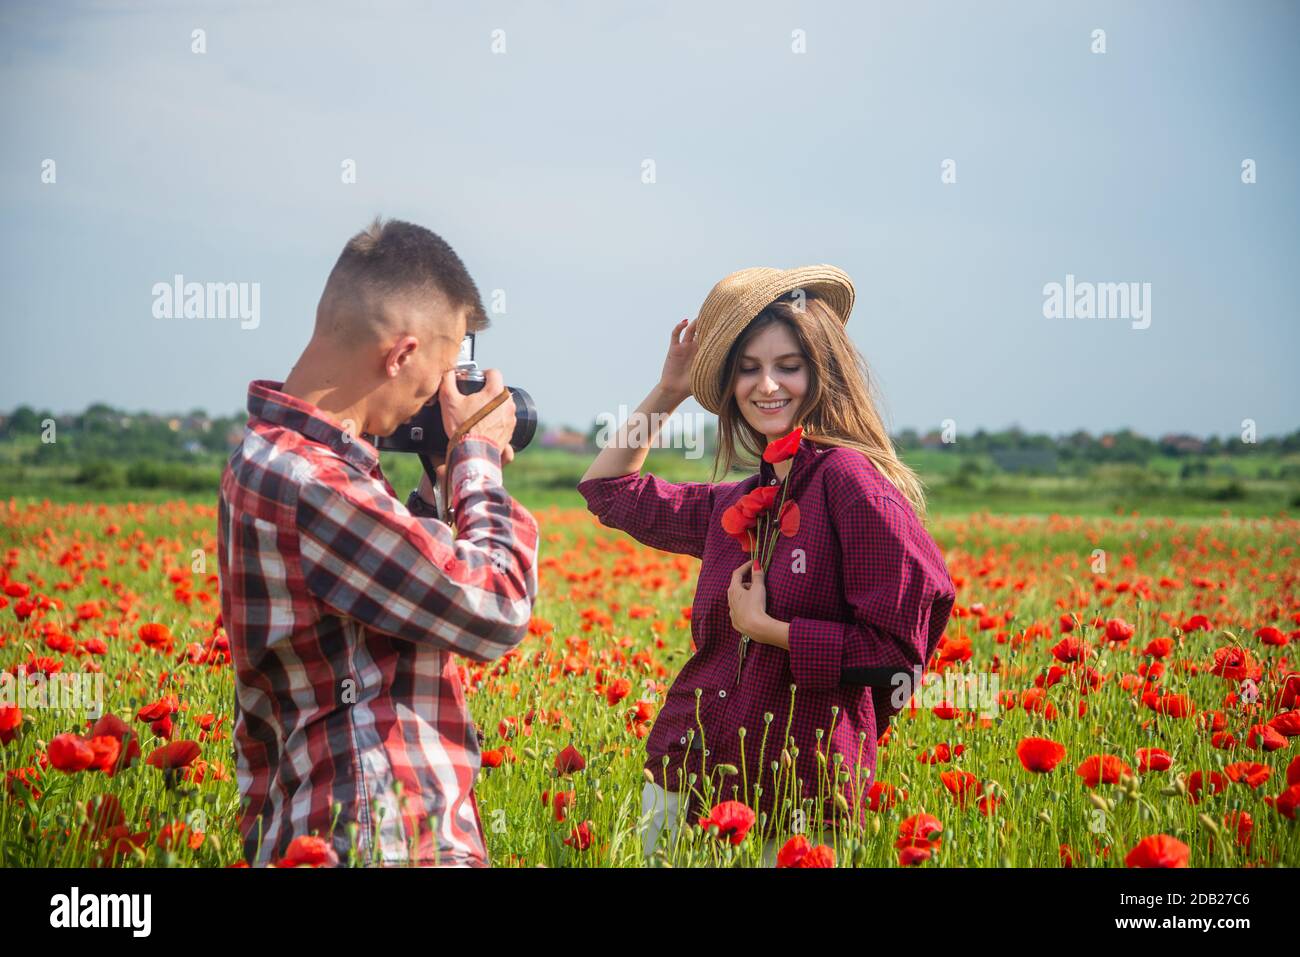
[799,844,835,867]
[88,736,121,774]
[895,813,943,850]
[1187,770,1227,804]
[1256,626,1287,646]
[1137,747,1172,772]
[563,820,594,851]
[1104,618,1135,643]
[551,789,575,823]
[0,705,21,745]
[605,678,631,706]
[1268,783,1300,820]
[762,427,803,463]
[145,739,201,770]
[555,743,586,775]
[776,835,811,867]
[940,769,981,807]
[276,835,339,867]
[48,732,96,772]
[137,622,174,652]
[82,793,126,841]
[90,713,140,775]
[898,846,931,866]
[778,500,800,537]
[734,486,778,521]
[98,825,149,866]
[1211,646,1259,682]
[1224,810,1253,848]
[1246,722,1286,752]
[1224,762,1272,789]
[698,800,756,846]
[1125,834,1190,868]
[1017,737,1066,772]
[1076,754,1132,788]
[721,504,756,537]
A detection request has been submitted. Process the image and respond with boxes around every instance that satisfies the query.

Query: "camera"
[375,334,537,461]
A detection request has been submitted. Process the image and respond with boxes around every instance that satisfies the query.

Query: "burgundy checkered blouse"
[578,436,956,835]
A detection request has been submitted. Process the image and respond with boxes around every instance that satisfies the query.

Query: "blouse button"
[769,478,778,486]
[718,689,727,698]
[679,736,686,745]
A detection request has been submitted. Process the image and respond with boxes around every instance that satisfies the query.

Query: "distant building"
[539,428,591,453]
[1158,433,1207,454]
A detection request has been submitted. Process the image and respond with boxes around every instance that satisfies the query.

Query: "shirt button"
[679,736,687,745]
[769,478,778,485]
[718,689,727,698]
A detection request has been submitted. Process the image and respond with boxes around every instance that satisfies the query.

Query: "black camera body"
[375,334,538,459]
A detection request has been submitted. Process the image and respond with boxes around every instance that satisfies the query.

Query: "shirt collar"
[246,379,380,473]
[757,434,817,486]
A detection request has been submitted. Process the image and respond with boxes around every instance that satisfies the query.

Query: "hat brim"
[689,265,855,415]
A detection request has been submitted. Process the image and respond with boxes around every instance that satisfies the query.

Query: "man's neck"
[282,349,370,435]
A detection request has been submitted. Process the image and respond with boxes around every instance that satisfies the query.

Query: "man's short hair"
[320,217,488,334]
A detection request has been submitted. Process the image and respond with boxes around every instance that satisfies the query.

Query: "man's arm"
[295,436,539,662]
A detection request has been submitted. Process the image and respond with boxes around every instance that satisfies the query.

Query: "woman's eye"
[779,365,802,374]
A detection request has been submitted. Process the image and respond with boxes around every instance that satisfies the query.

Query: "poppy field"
[1,498,1297,868]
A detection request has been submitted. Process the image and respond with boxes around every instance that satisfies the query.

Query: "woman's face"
[732,321,808,439]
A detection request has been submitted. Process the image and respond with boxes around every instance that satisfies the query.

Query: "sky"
[1,0,1297,439]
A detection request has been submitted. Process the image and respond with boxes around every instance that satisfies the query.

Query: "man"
[217,217,538,867]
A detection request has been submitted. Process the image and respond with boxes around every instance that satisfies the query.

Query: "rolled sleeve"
[296,439,539,662]
[577,472,715,558]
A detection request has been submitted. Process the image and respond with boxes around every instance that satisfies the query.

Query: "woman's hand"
[728,561,789,649]
[658,318,699,404]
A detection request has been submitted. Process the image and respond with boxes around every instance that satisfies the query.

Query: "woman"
[578,266,957,865]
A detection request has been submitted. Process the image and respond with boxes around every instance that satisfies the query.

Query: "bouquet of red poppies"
[720,427,802,572]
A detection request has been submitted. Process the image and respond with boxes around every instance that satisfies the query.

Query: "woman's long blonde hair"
[710,291,931,522]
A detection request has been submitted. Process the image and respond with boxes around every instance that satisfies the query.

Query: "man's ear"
[384,335,419,378]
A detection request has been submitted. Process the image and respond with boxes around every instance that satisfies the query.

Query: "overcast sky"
[1,0,1296,438]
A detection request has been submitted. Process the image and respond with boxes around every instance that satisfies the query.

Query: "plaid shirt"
[577,437,955,833]
[217,380,539,867]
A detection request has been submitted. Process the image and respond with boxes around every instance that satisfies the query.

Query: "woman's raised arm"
[577,319,717,558]
[581,318,698,482]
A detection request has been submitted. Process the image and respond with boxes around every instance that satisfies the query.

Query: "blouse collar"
[756,436,818,487]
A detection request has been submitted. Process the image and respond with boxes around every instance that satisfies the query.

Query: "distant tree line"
[3,402,1298,468]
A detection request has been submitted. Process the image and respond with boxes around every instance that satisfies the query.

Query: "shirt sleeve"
[295,437,539,663]
[576,471,716,559]
[786,464,956,698]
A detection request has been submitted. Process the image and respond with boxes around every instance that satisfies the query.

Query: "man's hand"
[438,368,517,466]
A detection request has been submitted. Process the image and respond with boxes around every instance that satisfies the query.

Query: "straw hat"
[688,265,855,414]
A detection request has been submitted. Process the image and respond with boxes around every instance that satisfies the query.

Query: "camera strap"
[442,389,512,526]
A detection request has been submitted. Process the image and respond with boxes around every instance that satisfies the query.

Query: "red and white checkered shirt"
[217,380,538,867]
